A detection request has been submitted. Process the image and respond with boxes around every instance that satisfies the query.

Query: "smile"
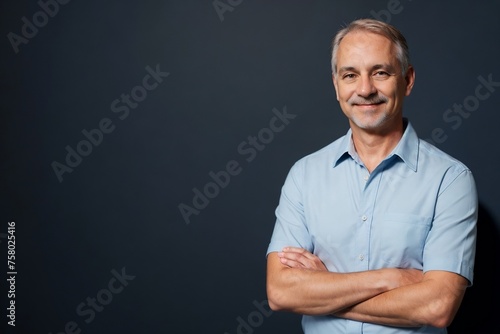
[354,103,383,107]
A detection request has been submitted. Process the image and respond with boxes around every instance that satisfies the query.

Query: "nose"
[356,75,376,98]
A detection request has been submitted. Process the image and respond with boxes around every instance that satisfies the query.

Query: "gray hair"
[331,19,410,76]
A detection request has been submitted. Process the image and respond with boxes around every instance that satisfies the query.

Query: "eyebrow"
[338,63,396,73]
[338,66,356,73]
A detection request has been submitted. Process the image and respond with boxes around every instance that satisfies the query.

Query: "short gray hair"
[331,19,410,76]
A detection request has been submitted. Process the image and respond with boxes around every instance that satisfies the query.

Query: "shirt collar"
[332,129,353,167]
[333,118,419,172]
[388,119,418,172]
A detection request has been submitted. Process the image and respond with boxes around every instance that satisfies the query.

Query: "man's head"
[331,19,415,134]
[331,19,410,77]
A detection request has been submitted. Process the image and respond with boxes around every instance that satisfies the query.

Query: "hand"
[378,267,424,290]
[277,247,328,271]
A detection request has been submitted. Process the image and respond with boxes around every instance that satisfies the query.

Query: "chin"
[350,114,389,130]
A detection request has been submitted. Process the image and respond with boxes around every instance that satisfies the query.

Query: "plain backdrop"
[1,1,499,333]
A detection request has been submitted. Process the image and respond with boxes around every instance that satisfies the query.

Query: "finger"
[282,247,317,260]
[278,255,304,268]
[280,249,327,271]
[278,251,309,268]
[279,250,308,262]
[279,250,319,269]
[282,246,307,253]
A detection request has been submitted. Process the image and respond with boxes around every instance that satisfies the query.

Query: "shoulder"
[417,139,476,195]
[418,139,471,173]
[283,134,348,184]
[295,135,347,167]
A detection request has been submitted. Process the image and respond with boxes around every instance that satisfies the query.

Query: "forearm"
[266,252,405,315]
[334,281,431,327]
[334,271,468,328]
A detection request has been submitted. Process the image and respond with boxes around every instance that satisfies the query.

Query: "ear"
[404,65,415,96]
[332,74,340,101]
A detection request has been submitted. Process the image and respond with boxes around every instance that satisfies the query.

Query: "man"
[266,18,477,333]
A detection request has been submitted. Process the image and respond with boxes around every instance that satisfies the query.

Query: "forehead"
[337,31,396,66]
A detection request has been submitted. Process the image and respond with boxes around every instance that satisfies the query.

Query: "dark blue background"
[1,1,499,333]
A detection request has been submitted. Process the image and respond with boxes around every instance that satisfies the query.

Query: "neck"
[350,120,404,173]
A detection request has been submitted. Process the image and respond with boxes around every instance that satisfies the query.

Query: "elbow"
[266,281,290,312]
[267,296,282,312]
[424,299,459,329]
[266,270,300,312]
[430,310,457,329]
[428,315,454,329]
[419,272,468,328]
[427,317,451,329]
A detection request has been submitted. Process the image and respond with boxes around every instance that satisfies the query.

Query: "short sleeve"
[266,161,313,256]
[423,168,478,285]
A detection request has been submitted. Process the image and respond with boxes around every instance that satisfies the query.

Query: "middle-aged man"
[266,18,478,333]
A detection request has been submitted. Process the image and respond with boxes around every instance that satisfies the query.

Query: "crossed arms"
[266,247,468,328]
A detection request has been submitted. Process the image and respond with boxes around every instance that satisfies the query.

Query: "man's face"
[333,31,415,133]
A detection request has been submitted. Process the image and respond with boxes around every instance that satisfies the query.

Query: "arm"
[267,157,477,327]
[273,247,468,328]
[334,270,468,328]
[266,248,423,316]
[331,169,477,327]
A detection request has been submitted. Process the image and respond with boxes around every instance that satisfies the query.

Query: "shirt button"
[361,215,367,221]
[358,254,364,261]
[363,175,369,181]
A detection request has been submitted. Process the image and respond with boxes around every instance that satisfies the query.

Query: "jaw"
[350,103,386,125]
[347,104,403,134]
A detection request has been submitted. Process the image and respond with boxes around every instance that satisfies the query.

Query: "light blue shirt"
[266,120,478,334]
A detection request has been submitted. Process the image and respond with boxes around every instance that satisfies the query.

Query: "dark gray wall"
[2,1,499,333]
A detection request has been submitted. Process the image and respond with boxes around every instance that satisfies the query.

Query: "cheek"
[337,86,354,102]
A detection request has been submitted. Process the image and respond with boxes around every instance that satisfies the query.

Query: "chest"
[301,161,435,270]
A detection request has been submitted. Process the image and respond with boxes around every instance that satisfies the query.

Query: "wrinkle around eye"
[341,73,357,82]
[372,71,393,80]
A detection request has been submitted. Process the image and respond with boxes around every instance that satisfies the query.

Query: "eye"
[342,73,356,80]
[373,71,390,77]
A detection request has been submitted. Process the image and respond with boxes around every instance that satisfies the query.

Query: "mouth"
[353,102,384,108]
